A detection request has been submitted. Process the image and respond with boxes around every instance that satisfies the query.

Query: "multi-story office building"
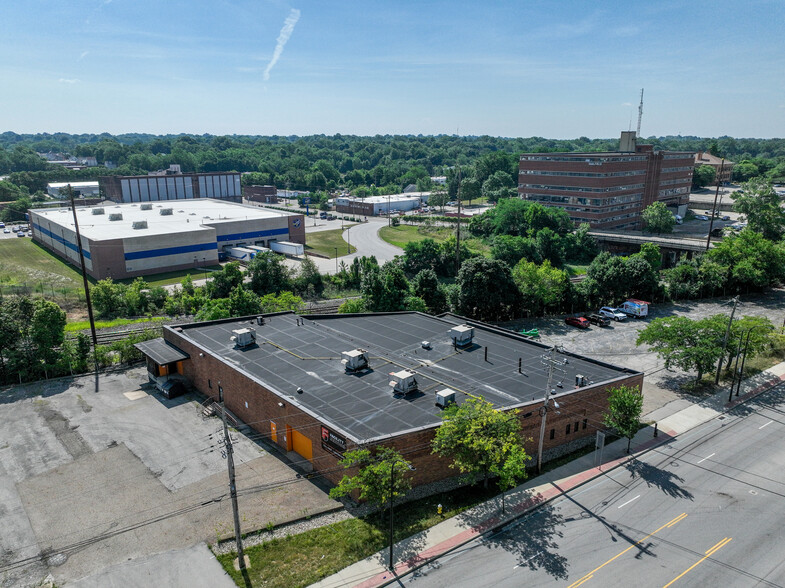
[518,132,694,230]
[694,152,734,185]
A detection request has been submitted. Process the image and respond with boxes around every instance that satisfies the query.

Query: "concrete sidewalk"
[310,361,785,588]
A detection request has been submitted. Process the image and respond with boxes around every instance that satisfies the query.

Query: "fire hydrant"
[437,503,443,517]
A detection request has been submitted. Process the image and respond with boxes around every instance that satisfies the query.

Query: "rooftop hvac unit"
[341,348,369,372]
[132,220,148,230]
[140,203,153,211]
[449,324,474,347]
[159,208,173,216]
[389,369,418,395]
[91,207,105,215]
[108,213,123,221]
[256,316,265,326]
[575,374,586,387]
[435,388,456,408]
[230,328,256,348]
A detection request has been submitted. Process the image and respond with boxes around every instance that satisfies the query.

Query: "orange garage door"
[291,429,313,461]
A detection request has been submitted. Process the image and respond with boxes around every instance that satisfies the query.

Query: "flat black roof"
[135,337,190,365]
[170,313,639,443]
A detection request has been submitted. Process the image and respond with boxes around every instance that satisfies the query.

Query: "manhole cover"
[47,553,67,566]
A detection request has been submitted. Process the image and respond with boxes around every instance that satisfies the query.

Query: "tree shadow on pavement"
[624,458,694,500]
[468,501,570,581]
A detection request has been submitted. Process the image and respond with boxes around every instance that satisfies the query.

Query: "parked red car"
[565,316,590,329]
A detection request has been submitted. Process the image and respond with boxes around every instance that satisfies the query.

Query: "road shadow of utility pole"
[366,511,430,572]
[624,459,694,500]
[466,500,570,581]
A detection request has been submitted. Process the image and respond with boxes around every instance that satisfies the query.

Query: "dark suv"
[585,313,611,327]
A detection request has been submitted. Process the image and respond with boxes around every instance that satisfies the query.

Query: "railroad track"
[68,325,163,345]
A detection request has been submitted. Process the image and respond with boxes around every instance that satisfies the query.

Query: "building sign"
[293,218,301,228]
[321,425,346,455]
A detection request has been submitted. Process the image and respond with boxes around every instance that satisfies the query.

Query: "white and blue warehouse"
[29,199,306,280]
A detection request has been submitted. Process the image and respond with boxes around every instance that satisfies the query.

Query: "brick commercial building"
[100,168,241,204]
[694,152,734,185]
[136,312,643,489]
[29,199,304,280]
[518,132,694,230]
[243,185,278,204]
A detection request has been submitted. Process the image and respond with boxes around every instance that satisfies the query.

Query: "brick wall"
[164,325,642,489]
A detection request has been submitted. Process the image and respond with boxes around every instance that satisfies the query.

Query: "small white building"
[334,192,431,216]
[47,181,101,198]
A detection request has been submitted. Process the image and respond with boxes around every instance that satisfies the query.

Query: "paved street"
[404,382,785,587]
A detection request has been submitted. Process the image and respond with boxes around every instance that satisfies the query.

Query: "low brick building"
[137,313,643,488]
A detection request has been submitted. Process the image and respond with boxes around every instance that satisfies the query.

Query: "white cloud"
[263,8,301,82]
[621,102,632,107]
[59,78,80,84]
[78,51,89,61]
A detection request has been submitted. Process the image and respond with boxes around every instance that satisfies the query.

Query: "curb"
[364,372,785,587]
[363,428,678,588]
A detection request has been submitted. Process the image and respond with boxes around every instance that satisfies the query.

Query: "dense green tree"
[603,385,644,453]
[692,165,716,189]
[563,223,599,264]
[513,260,571,317]
[460,177,481,205]
[641,202,676,234]
[491,235,539,268]
[534,227,564,267]
[411,269,448,314]
[431,397,529,489]
[227,285,261,316]
[731,178,785,241]
[194,298,231,321]
[732,161,760,182]
[329,447,413,508]
[294,257,325,297]
[247,252,294,295]
[706,229,785,292]
[205,262,244,299]
[455,257,520,321]
[637,315,727,381]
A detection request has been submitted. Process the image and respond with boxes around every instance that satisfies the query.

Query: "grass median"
[304,227,357,258]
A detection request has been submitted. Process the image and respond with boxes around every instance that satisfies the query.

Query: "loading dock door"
[292,429,313,461]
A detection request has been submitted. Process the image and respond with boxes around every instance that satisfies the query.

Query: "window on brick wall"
[566,423,571,435]
[549,428,555,440]
[575,421,579,433]
[208,379,212,389]
[583,418,588,430]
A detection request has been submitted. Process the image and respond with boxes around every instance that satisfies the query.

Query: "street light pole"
[735,325,773,397]
[334,247,338,273]
[536,347,559,474]
[388,459,414,571]
[715,296,740,384]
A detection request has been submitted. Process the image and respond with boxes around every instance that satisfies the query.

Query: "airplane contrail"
[263,8,301,81]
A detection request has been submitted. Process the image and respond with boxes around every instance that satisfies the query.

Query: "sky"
[1,0,784,138]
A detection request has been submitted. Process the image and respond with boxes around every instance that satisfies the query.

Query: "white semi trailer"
[269,241,304,256]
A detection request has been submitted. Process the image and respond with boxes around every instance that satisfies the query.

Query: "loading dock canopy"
[135,338,190,365]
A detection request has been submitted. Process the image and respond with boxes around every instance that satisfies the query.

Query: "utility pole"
[536,348,564,474]
[455,167,462,275]
[706,159,725,251]
[715,295,740,384]
[220,389,246,572]
[68,185,98,373]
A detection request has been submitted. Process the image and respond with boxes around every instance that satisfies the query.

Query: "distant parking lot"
[0,367,338,587]
[501,289,785,415]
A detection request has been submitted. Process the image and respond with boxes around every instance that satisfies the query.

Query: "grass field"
[379,225,490,257]
[379,225,452,248]
[304,227,357,258]
[64,317,167,332]
[0,238,85,292]
[125,266,223,287]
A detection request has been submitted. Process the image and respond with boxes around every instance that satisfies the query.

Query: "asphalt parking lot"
[501,289,785,415]
[0,367,339,587]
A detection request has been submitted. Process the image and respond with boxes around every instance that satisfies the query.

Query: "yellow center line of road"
[566,513,688,588]
[662,537,732,588]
